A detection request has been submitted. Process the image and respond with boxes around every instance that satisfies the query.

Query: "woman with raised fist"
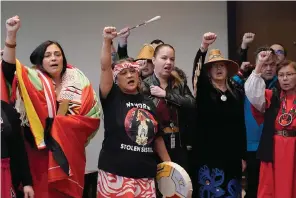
[191,32,247,198]
[245,52,296,198]
[1,15,100,198]
[97,26,170,198]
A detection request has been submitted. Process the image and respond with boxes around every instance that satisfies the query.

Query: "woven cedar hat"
[204,49,239,77]
[136,44,155,61]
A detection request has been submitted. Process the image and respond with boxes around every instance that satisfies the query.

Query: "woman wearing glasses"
[245,51,296,198]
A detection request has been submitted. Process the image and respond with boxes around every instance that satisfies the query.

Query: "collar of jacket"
[151,71,183,89]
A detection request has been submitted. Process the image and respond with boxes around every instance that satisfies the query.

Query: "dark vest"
[257,88,280,162]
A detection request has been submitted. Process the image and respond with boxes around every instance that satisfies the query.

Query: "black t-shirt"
[98,84,162,178]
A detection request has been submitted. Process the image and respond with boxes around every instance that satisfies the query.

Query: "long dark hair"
[30,40,67,77]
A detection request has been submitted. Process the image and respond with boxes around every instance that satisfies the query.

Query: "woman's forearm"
[154,136,171,162]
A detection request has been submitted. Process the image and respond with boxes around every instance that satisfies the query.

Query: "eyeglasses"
[278,73,296,79]
[275,50,285,55]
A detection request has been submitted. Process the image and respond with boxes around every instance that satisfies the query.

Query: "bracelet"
[5,41,16,48]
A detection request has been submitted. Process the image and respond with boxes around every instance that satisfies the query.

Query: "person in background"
[238,32,255,65]
[237,32,287,67]
[135,39,166,80]
[233,32,254,196]
[116,27,131,60]
[116,26,164,61]
[236,32,256,81]
[135,44,155,80]
[1,51,34,198]
[1,102,35,198]
[245,53,296,198]
[150,39,164,49]
[270,43,287,65]
[192,32,247,198]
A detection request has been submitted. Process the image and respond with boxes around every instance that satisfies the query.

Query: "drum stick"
[117,16,161,36]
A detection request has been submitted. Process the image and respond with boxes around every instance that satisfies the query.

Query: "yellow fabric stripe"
[16,59,44,148]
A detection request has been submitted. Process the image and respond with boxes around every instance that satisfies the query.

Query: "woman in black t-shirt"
[97,27,171,198]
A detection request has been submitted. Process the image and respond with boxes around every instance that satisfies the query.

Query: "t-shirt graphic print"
[125,108,158,146]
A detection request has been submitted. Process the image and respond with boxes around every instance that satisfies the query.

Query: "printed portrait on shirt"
[124,108,158,146]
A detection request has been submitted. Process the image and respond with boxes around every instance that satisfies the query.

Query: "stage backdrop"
[1,1,228,173]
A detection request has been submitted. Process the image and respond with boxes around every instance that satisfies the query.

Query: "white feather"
[145,16,161,24]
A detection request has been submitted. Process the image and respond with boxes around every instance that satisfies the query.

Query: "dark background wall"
[228,1,296,63]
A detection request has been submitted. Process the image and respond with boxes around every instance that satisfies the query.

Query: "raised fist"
[254,50,273,74]
[202,32,217,48]
[257,50,272,63]
[118,27,130,38]
[242,32,255,45]
[103,26,117,41]
[6,15,21,34]
[240,62,253,72]
[136,59,147,71]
